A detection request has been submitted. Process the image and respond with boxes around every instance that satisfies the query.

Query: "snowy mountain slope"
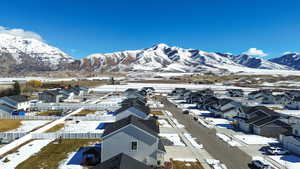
[269,52,300,70]
[79,43,246,72]
[78,43,293,72]
[0,34,74,72]
[218,53,292,70]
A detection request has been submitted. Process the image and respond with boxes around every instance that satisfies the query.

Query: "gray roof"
[158,139,166,152]
[0,104,14,113]
[102,115,159,138]
[92,153,152,169]
[7,95,28,103]
[115,104,150,115]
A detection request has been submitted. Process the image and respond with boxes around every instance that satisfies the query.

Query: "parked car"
[267,146,289,155]
[183,110,189,114]
[193,117,198,121]
[251,160,271,169]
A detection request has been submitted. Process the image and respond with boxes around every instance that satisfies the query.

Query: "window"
[131,141,138,151]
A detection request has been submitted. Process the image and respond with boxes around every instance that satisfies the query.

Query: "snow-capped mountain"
[76,43,245,72]
[269,52,300,70]
[0,36,297,74]
[76,43,291,72]
[0,34,74,73]
[220,53,292,70]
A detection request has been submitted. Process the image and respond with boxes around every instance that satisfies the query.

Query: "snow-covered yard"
[62,121,107,133]
[0,139,53,169]
[159,133,185,146]
[234,134,279,145]
[268,155,300,169]
[158,119,172,128]
[205,117,234,129]
[184,133,203,149]
[9,120,50,132]
[216,133,241,147]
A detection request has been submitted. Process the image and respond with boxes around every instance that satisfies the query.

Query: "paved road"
[160,97,252,169]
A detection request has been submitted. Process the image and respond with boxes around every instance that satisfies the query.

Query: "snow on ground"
[234,135,279,145]
[277,110,300,117]
[91,83,253,93]
[0,139,53,169]
[184,133,203,149]
[63,121,107,133]
[188,109,211,116]
[9,120,50,132]
[165,111,173,117]
[179,103,197,109]
[172,118,185,128]
[159,133,185,146]
[269,155,300,169]
[158,119,172,128]
[173,158,197,162]
[205,118,234,129]
[216,133,241,147]
[197,118,212,128]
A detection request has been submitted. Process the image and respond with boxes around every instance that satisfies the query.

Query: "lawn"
[44,123,65,133]
[0,119,22,132]
[37,110,63,116]
[73,109,96,116]
[15,139,100,169]
[151,110,164,115]
[171,160,204,169]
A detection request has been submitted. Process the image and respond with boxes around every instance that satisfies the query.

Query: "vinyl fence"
[31,103,120,111]
[32,132,103,139]
[0,115,115,121]
[0,132,27,140]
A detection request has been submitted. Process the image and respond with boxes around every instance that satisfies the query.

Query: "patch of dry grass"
[73,109,96,116]
[151,110,164,115]
[16,139,100,169]
[44,123,65,133]
[37,110,63,116]
[0,119,22,132]
[171,160,204,169]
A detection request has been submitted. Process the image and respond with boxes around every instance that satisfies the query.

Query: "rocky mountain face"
[221,53,292,70]
[0,34,298,74]
[269,52,300,70]
[77,44,291,72]
[0,34,74,74]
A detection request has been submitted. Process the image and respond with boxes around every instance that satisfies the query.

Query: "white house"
[101,115,166,167]
[213,99,241,120]
[280,124,300,156]
[285,97,300,110]
[115,104,150,121]
[0,95,30,110]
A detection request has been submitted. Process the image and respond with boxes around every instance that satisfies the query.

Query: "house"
[196,96,219,110]
[101,116,166,167]
[285,90,300,98]
[121,98,146,107]
[124,88,138,97]
[274,94,291,105]
[0,104,14,116]
[141,87,155,95]
[92,153,152,169]
[0,95,30,110]
[280,124,300,156]
[285,97,300,110]
[38,90,64,103]
[126,91,146,100]
[226,89,244,97]
[212,99,241,120]
[115,104,150,120]
[235,106,289,138]
[248,89,274,104]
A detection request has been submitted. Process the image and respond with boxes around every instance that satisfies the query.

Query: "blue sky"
[0,0,300,59]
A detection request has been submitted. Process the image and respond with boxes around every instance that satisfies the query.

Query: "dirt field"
[0,119,22,132]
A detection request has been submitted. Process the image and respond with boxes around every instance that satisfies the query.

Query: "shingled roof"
[92,153,152,169]
[115,104,150,115]
[102,115,159,138]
